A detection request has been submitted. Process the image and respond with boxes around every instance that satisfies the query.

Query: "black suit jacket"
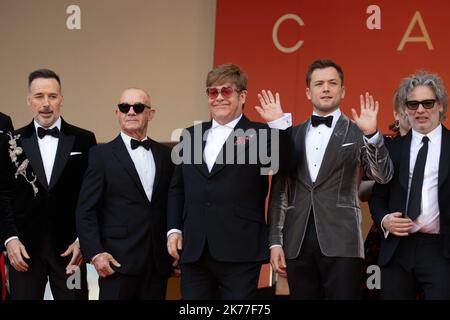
[0,119,96,255]
[369,126,450,266]
[76,135,174,276]
[168,115,285,264]
[0,112,13,134]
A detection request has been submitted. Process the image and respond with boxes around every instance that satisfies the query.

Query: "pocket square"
[341,142,355,147]
[70,151,82,156]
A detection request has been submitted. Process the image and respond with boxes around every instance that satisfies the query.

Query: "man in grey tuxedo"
[268,59,393,299]
[0,112,13,134]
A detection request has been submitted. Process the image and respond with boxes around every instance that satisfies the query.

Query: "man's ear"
[148,109,156,122]
[306,87,311,101]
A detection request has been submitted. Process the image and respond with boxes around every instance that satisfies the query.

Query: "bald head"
[116,87,155,140]
[120,88,151,106]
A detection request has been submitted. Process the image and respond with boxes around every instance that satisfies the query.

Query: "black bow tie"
[311,115,333,128]
[131,139,151,150]
[37,126,60,139]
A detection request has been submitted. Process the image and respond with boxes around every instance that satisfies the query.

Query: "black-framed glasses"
[117,103,151,114]
[405,99,436,110]
[206,86,241,99]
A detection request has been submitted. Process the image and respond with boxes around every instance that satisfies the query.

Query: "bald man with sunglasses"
[76,88,174,299]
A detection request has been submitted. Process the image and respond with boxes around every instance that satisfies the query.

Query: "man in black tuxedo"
[167,63,292,299]
[369,71,450,299]
[0,111,13,300]
[0,69,96,299]
[268,59,393,299]
[0,112,13,134]
[76,88,174,300]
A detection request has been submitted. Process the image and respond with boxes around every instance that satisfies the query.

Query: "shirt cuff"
[363,130,380,144]
[91,253,101,264]
[380,215,390,238]
[270,244,282,249]
[268,113,292,130]
[5,236,19,247]
[167,229,182,238]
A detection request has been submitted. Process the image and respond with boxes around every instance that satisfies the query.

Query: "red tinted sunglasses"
[206,86,241,99]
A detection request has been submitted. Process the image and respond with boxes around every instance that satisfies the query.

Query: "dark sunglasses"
[206,86,241,99]
[117,103,151,114]
[405,99,436,110]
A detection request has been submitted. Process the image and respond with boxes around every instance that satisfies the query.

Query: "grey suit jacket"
[268,114,393,259]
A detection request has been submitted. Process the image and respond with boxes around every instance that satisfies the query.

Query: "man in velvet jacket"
[268,59,393,300]
[0,69,96,299]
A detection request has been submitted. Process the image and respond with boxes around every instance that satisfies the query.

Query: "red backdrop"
[214,0,450,132]
[214,0,450,288]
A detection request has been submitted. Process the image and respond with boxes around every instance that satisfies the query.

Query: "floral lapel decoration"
[234,135,254,146]
[7,133,39,197]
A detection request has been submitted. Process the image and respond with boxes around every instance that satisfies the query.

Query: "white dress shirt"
[35,117,61,185]
[305,109,342,183]
[382,125,441,237]
[408,126,441,233]
[203,115,242,172]
[120,132,156,202]
[167,112,292,237]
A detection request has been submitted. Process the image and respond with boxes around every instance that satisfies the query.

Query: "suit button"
[204,202,211,207]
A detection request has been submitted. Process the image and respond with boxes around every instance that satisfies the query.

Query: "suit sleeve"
[368,180,391,229]
[76,146,106,261]
[267,172,293,247]
[361,133,393,184]
[368,138,395,229]
[0,135,18,245]
[167,132,187,232]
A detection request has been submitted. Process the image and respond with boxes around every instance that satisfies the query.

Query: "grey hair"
[396,71,448,120]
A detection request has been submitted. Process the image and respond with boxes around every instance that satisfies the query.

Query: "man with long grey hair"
[370,71,450,299]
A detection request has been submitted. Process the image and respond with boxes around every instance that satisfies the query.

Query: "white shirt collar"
[311,108,341,128]
[34,117,61,132]
[211,114,243,129]
[412,124,442,146]
[120,131,148,149]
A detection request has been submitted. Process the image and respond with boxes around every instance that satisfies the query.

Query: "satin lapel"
[49,122,74,189]
[20,124,48,190]
[149,139,162,201]
[313,115,349,187]
[111,136,149,202]
[438,126,450,187]
[192,122,210,178]
[295,122,313,186]
[399,131,412,191]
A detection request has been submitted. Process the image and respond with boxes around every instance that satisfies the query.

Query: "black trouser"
[380,232,450,300]
[98,257,168,300]
[180,244,262,300]
[286,213,363,300]
[7,237,88,300]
